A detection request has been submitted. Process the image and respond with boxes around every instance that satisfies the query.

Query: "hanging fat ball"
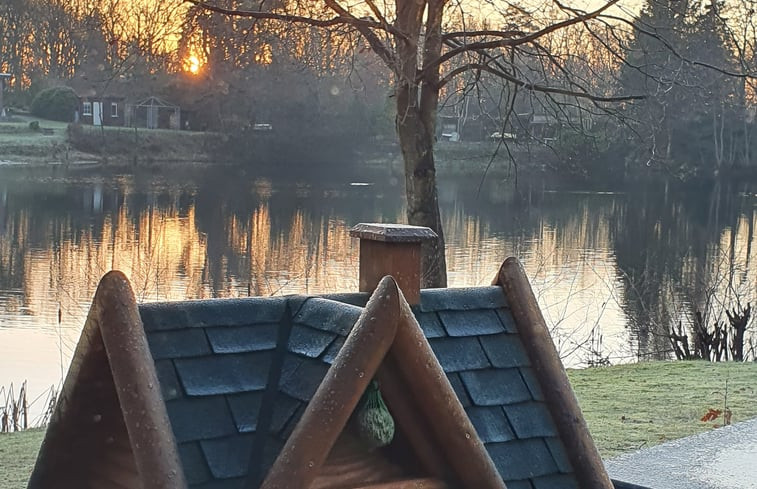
[354,380,395,450]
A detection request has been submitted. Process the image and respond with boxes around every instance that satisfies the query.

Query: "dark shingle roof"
[139,286,578,489]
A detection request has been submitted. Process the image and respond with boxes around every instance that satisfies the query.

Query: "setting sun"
[186,55,201,75]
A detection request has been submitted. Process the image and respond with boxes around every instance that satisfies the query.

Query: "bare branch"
[420,0,621,79]
[323,0,398,69]
[443,29,526,40]
[185,0,353,29]
[439,62,644,102]
[185,0,400,69]
[363,0,390,30]
[603,13,757,79]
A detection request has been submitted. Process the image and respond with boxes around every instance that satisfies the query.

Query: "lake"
[1,163,755,424]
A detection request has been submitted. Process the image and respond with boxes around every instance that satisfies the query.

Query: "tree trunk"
[396,109,447,288]
[393,0,448,288]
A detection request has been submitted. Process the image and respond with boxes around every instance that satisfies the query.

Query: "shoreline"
[0,116,551,177]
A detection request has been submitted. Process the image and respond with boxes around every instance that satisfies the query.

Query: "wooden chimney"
[350,223,437,305]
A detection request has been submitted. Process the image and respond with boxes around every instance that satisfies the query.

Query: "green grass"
[1,361,756,488]
[0,116,68,157]
[0,115,219,164]
[68,123,218,162]
[568,360,757,458]
[0,428,44,488]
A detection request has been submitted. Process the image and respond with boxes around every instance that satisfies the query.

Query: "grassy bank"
[0,117,70,160]
[0,115,544,173]
[1,361,756,488]
[0,115,222,167]
[432,140,552,176]
[570,360,757,458]
[66,123,223,164]
[0,428,44,488]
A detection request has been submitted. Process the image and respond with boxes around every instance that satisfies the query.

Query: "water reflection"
[1,168,756,419]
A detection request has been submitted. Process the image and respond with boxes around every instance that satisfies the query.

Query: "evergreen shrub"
[30,86,79,122]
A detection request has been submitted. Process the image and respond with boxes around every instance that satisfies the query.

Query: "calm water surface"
[1,165,755,421]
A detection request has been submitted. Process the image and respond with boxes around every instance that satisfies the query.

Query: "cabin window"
[111,102,118,118]
[82,102,92,116]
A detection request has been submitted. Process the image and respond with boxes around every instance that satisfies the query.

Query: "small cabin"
[69,78,126,127]
[78,95,125,127]
[27,223,628,489]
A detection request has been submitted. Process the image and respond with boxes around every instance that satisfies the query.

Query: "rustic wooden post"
[95,271,187,489]
[350,223,437,305]
[28,271,187,489]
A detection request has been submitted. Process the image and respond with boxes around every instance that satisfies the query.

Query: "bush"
[30,86,79,122]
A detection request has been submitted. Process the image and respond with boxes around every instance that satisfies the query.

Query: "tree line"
[0,0,390,142]
[618,0,757,178]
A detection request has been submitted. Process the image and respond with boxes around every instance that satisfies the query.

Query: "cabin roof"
[139,285,577,489]
[29,253,614,489]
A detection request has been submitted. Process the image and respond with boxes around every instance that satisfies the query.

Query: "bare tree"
[186,0,649,286]
[0,0,84,92]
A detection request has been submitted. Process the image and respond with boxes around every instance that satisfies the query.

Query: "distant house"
[27,223,630,489]
[68,77,127,127]
[529,114,559,141]
[437,114,460,141]
[437,103,500,142]
[78,94,126,127]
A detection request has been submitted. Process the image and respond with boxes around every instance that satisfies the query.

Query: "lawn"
[0,428,44,488]
[66,122,218,162]
[0,116,69,158]
[1,361,756,488]
[569,360,757,457]
[0,114,218,164]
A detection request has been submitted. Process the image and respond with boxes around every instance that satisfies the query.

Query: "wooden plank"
[358,240,423,305]
[311,433,405,489]
[352,477,449,489]
[27,320,123,488]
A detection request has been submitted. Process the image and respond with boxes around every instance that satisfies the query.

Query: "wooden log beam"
[389,294,506,489]
[261,276,401,489]
[96,271,187,489]
[495,257,614,489]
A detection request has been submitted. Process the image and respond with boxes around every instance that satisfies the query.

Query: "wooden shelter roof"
[28,258,614,489]
[132,96,179,109]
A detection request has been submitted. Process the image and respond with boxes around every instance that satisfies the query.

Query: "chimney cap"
[350,223,438,243]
